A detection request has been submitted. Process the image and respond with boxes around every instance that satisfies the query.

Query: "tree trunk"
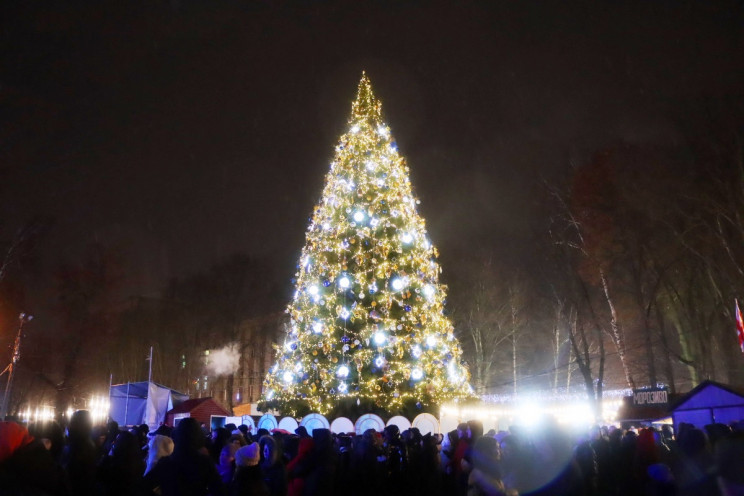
[655,304,677,394]
[226,374,235,410]
[553,325,561,392]
[599,268,635,388]
[512,333,517,395]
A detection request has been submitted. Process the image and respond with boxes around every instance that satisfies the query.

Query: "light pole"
[1,313,33,419]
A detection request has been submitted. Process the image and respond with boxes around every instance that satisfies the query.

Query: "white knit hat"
[235,442,260,467]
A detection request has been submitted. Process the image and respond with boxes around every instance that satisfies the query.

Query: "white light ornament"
[283,371,295,383]
[375,355,386,368]
[365,160,377,172]
[266,390,275,400]
[338,275,351,289]
[353,211,365,223]
[377,125,389,137]
[426,335,438,348]
[338,382,348,393]
[448,362,461,383]
[400,233,414,244]
[423,284,436,300]
[411,345,422,358]
[391,277,407,292]
[350,125,360,134]
[307,285,319,296]
[373,331,387,346]
[312,322,323,334]
[337,364,350,378]
[370,217,379,228]
[339,307,351,320]
[411,368,424,381]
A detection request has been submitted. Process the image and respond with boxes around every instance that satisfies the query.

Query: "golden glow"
[261,74,473,416]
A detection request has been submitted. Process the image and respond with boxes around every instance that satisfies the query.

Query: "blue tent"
[109,381,188,429]
[670,380,744,430]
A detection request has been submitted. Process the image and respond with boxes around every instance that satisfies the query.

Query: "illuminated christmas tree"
[260,74,472,417]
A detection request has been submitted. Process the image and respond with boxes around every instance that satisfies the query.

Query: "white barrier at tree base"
[253,412,440,436]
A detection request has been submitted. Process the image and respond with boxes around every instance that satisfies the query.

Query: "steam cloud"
[206,343,241,376]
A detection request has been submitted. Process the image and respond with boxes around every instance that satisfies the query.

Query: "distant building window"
[181,355,186,369]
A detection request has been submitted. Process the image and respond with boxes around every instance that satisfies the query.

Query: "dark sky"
[2,0,743,303]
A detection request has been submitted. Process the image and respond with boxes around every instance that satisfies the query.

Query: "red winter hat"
[0,421,35,463]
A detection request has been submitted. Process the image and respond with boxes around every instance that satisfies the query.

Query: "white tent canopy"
[109,381,188,429]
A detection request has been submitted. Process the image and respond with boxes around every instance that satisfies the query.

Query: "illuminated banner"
[633,387,669,406]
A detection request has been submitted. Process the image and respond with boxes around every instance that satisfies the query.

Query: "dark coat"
[231,465,270,496]
[144,451,223,496]
[0,440,68,496]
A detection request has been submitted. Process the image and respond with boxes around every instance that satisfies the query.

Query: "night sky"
[2,1,743,309]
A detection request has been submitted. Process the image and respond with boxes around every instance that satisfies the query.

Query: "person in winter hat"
[0,421,67,495]
[145,434,174,475]
[232,442,269,496]
[259,435,287,496]
[143,417,223,496]
[0,421,34,463]
[236,442,261,467]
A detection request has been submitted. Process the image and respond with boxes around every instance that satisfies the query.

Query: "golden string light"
[260,73,474,416]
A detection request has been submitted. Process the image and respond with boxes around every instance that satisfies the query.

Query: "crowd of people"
[2,409,744,496]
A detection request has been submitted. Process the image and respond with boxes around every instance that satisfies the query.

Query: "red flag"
[736,299,744,353]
